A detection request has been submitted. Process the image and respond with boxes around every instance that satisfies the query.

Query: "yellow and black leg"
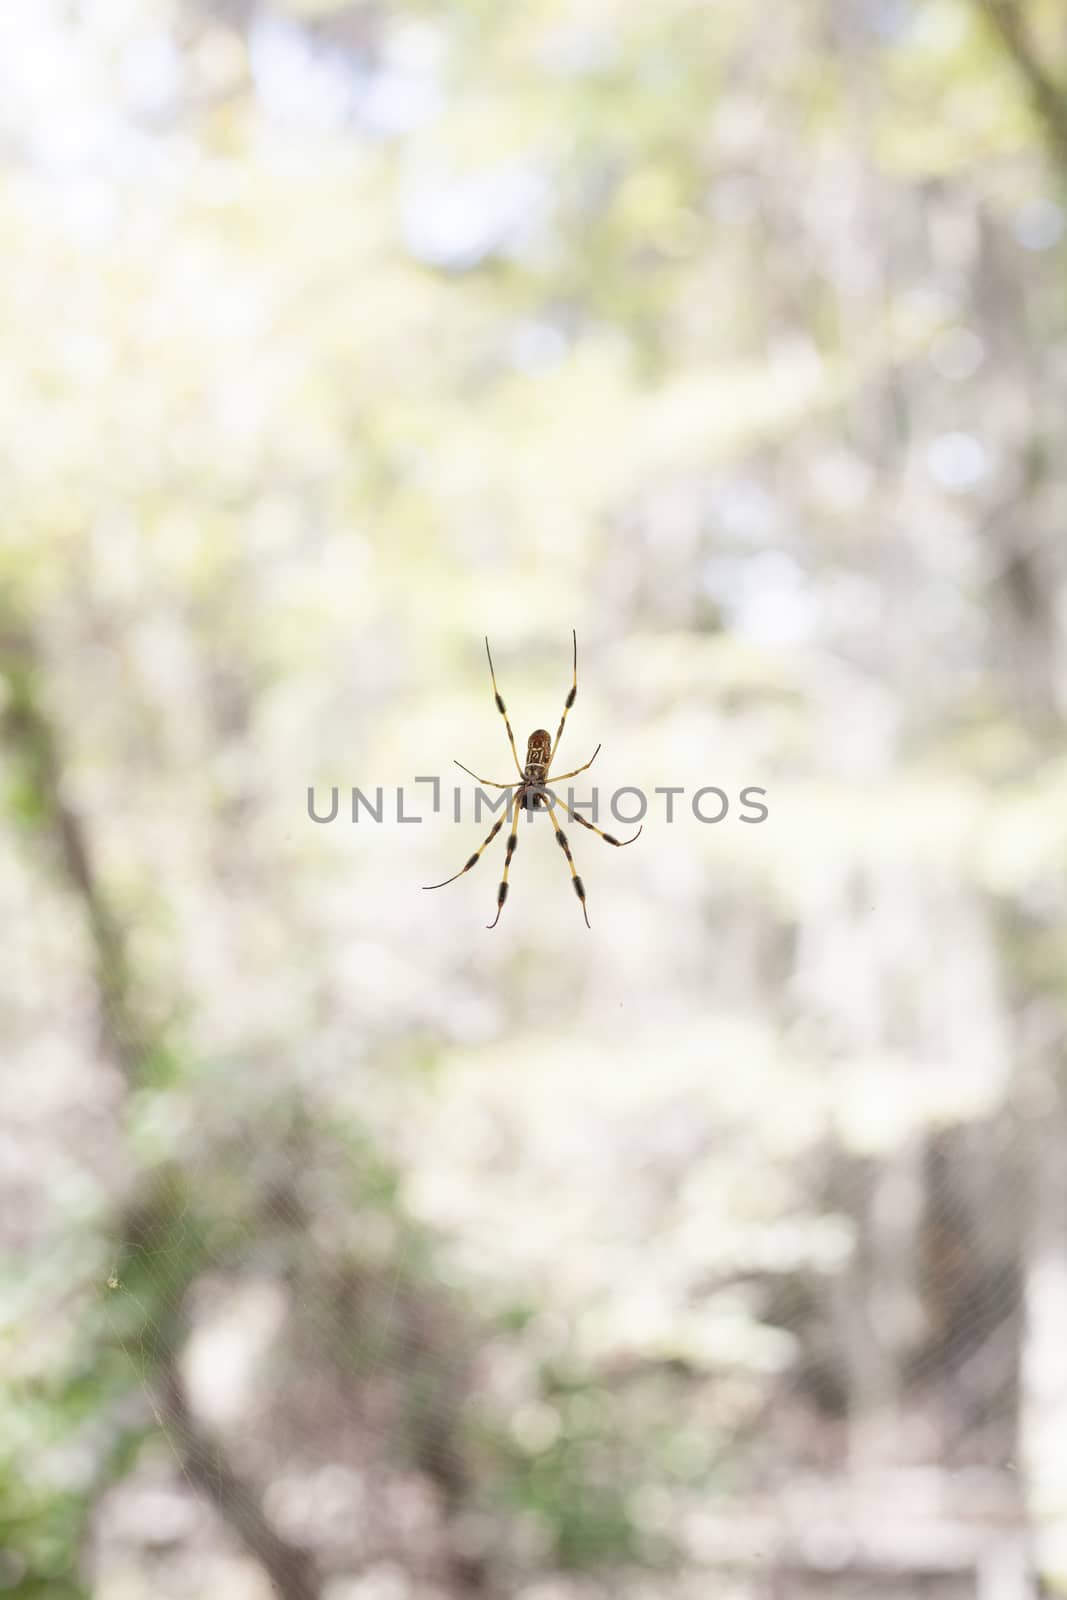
[549,744,601,782]
[548,791,642,850]
[453,761,514,788]
[547,796,591,929]
[487,790,522,929]
[485,637,525,780]
[423,806,509,891]
[548,628,579,769]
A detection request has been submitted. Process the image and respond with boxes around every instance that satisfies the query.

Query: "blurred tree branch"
[975,0,1067,172]
[161,1364,321,1600]
[0,617,139,1080]
[0,616,326,1600]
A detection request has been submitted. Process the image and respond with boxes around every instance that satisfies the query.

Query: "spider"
[423,630,641,928]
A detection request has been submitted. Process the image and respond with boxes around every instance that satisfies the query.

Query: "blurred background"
[3,1,1067,1597]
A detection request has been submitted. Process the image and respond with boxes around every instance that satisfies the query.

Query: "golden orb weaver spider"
[423,631,642,928]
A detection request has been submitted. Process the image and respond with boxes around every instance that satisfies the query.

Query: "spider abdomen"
[525,728,551,768]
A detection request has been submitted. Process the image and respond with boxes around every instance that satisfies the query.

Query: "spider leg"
[487,789,522,929]
[547,627,578,770]
[454,760,515,789]
[548,743,601,782]
[485,636,525,780]
[422,808,509,890]
[546,790,642,848]
[546,794,590,928]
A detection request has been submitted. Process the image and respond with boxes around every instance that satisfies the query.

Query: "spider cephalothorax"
[423,633,641,929]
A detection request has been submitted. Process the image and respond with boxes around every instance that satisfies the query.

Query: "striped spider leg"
[484,635,525,781]
[547,745,601,782]
[548,627,580,768]
[422,801,512,892]
[546,631,600,781]
[546,789,642,929]
[422,639,521,909]
[487,789,522,929]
